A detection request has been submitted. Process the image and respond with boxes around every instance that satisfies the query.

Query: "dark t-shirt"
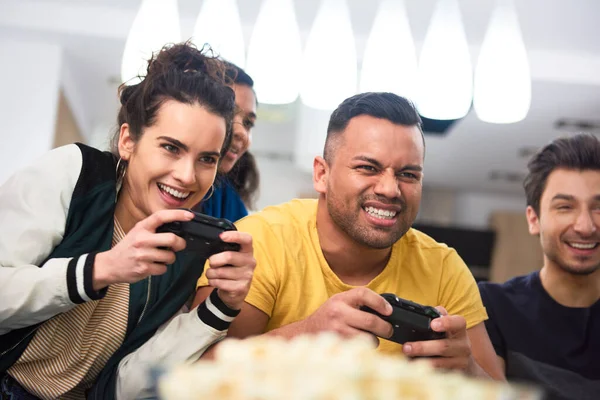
[479,272,600,400]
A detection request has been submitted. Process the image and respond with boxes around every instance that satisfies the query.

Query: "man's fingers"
[138,209,194,231]
[403,338,468,358]
[343,287,392,316]
[434,306,448,316]
[345,308,394,339]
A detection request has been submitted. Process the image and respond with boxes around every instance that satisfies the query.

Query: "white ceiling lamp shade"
[416,0,473,120]
[359,0,417,100]
[121,0,181,85]
[191,0,246,68]
[246,0,302,105]
[474,0,531,124]
[300,0,357,111]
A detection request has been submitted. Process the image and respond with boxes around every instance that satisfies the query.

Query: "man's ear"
[526,206,540,236]
[313,156,329,194]
[117,123,135,161]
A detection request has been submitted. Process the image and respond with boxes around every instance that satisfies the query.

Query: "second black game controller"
[361,293,446,344]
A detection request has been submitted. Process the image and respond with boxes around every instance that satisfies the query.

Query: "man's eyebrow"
[157,136,188,152]
[551,194,575,202]
[401,164,423,172]
[352,156,383,169]
[351,156,423,172]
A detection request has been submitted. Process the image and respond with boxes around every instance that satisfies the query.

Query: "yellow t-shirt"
[198,199,488,355]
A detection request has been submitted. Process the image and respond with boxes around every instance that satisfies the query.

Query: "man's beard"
[547,251,600,276]
[326,193,410,249]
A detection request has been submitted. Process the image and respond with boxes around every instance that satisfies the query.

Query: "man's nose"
[573,210,597,236]
[373,171,400,199]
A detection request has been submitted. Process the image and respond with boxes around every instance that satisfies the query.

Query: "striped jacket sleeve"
[0,144,106,335]
[115,288,240,400]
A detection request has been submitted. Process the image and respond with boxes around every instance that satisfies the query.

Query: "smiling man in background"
[479,134,600,399]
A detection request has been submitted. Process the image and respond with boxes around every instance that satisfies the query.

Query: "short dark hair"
[324,92,424,162]
[524,133,600,214]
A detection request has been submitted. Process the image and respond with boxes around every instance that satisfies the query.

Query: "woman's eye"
[162,144,178,154]
[200,156,218,165]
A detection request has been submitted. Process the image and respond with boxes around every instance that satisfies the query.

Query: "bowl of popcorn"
[158,333,541,400]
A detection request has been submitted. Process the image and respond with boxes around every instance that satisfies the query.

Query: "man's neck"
[316,199,392,286]
[539,260,600,308]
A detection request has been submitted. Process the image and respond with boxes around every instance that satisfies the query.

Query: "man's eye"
[357,165,377,172]
[400,172,418,180]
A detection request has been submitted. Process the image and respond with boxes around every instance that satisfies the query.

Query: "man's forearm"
[468,357,506,381]
[263,320,309,339]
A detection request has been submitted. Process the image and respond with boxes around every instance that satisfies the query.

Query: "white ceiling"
[1,0,600,195]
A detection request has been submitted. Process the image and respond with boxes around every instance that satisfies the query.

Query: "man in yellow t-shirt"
[195,92,504,379]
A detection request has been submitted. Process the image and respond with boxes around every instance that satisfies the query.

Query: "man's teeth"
[364,206,397,220]
[568,242,598,250]
[158,183,190,200]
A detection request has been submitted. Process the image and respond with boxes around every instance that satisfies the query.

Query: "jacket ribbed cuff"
[197,288,240,331]
[66,252,107,304]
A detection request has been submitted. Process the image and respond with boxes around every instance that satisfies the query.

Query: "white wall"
[453,191,526,228]
[254,157,314,212]
[89,122,116,152]
[0,38,62,185]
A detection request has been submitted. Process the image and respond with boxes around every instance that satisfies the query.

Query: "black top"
[479,272,600,400]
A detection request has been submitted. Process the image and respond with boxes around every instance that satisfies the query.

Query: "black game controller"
[156,210,241,259]
[361,293,446,344]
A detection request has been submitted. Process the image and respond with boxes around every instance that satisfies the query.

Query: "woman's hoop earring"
[115,158,128,194]
[205,185,215,200]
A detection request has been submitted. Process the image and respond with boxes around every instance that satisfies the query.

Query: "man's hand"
[402,306,481,376]
[301,287,394,346]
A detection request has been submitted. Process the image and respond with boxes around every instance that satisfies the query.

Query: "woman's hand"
[204,231,255,310]
[93,209,194,290]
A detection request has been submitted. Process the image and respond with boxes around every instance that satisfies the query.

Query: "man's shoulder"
[237,199,316,235]
[478,272,540,310]
[400,227,455,254]
[479,272,538,296]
